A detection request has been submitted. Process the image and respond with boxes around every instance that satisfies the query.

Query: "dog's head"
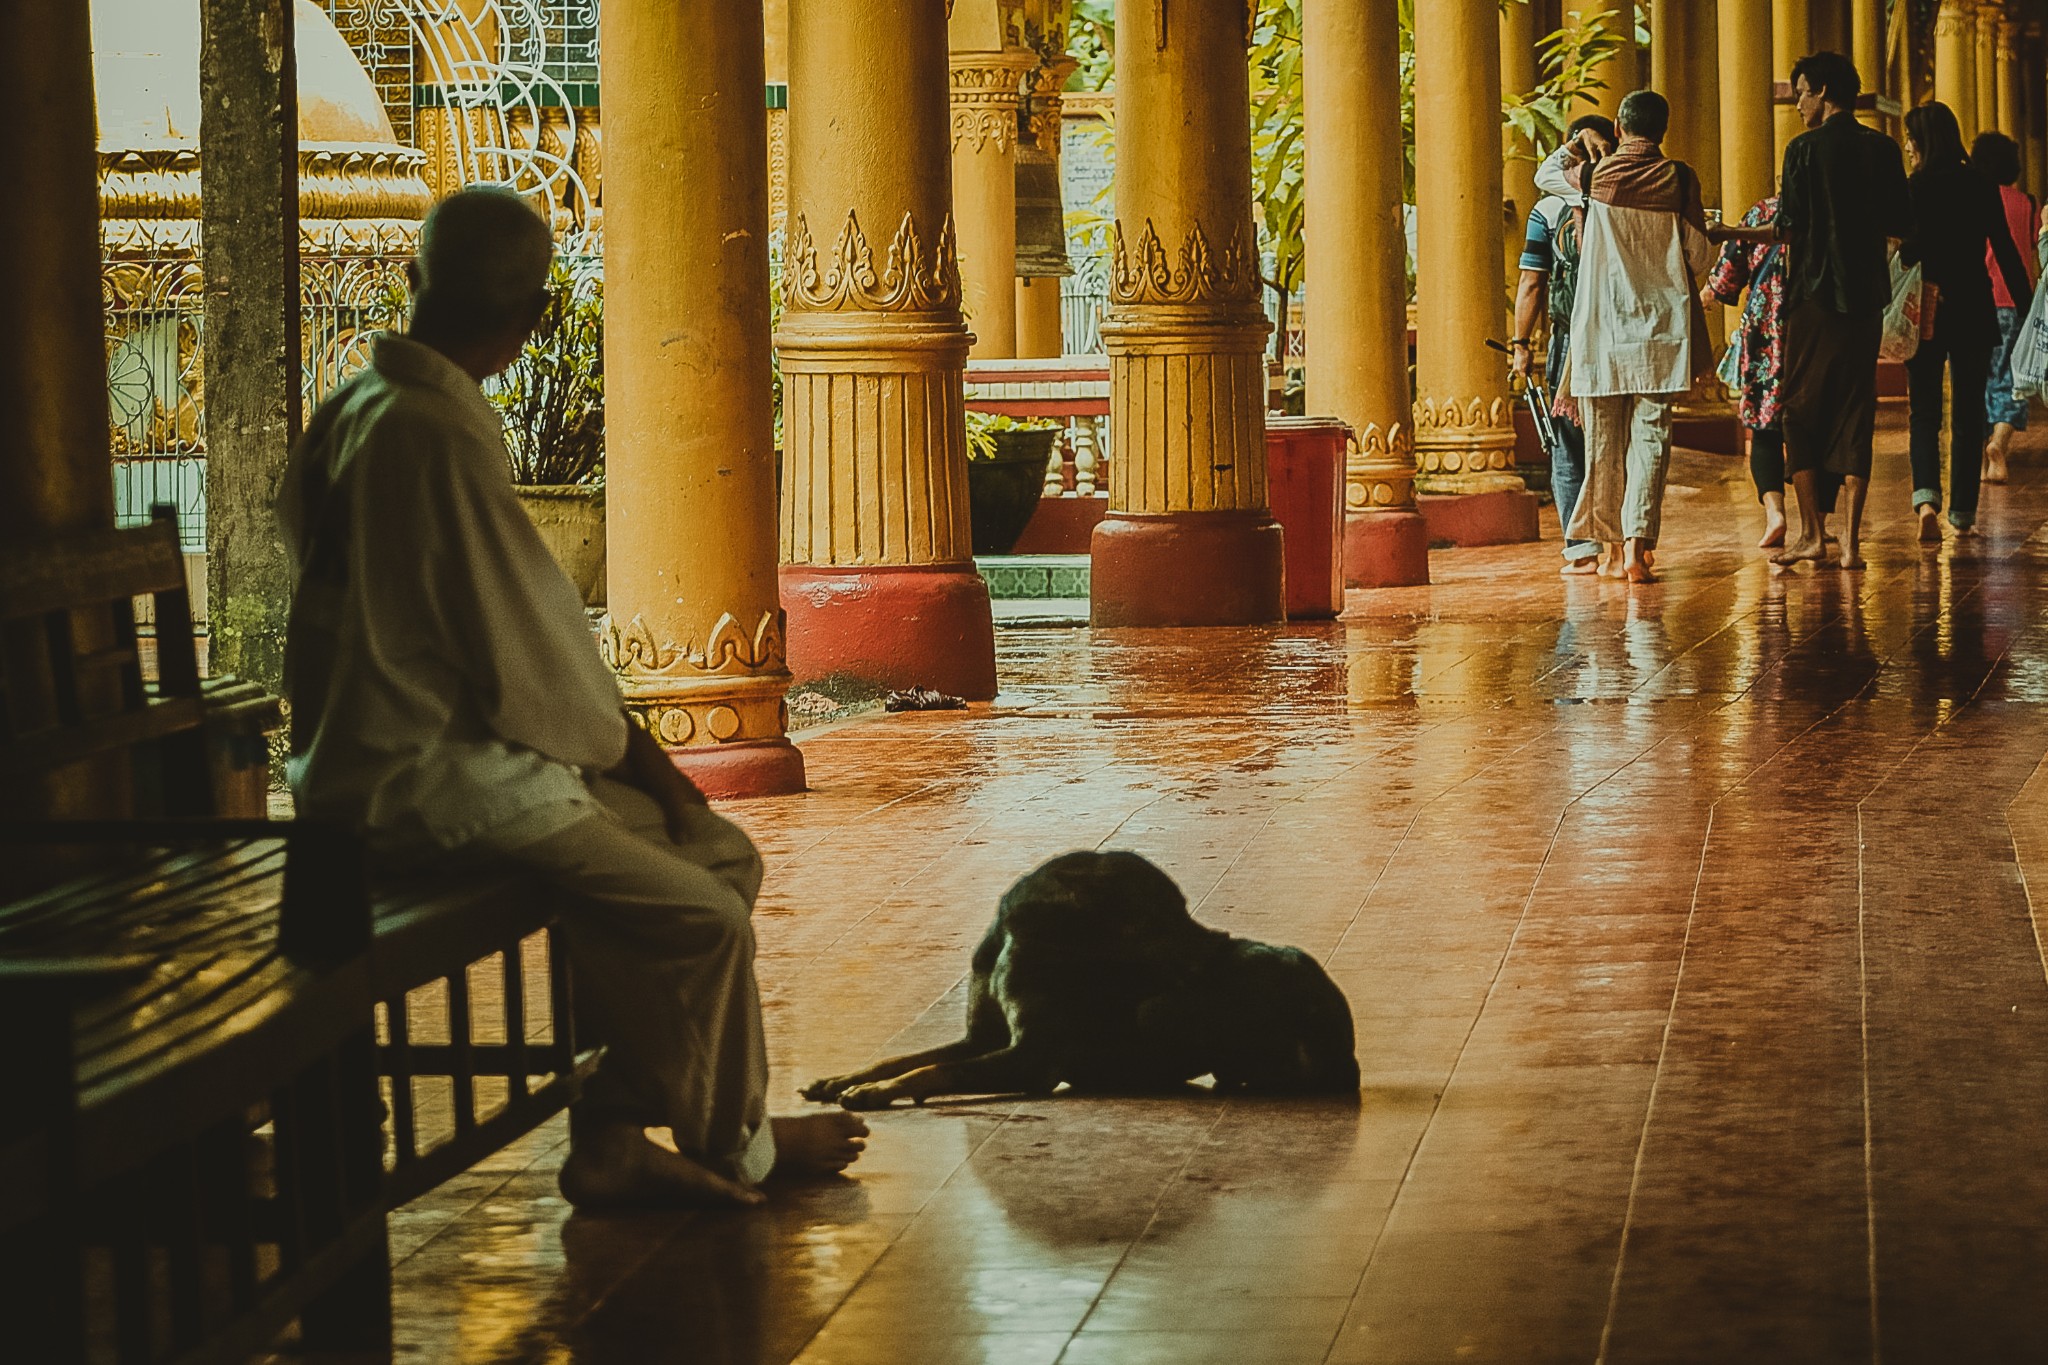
[999,850,1199,951]
[1208,940,1360,1095]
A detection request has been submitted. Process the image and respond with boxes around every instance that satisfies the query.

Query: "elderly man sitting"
[281,187,867,1208]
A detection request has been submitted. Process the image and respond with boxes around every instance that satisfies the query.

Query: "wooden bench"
[1,508,592,1363]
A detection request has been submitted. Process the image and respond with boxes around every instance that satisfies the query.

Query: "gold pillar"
[1092,0,1282,627]
[600,0,803,794]
[1570,5,1636,120]
[1016,53,1078,359]
[1653,0,1721,208]
[1998,10,2023,137]
[1721,0,1776,213]
[949,8,1035,360]
[1937,2,1978,138]
[3,0,125,826]
[777,0,996,695]
[1774,0,1811,156]
[1308,0,1427,587]
[1977,3,2002,138]
[1414,0,1516,487]
[767,0,789,235]
[1852,0,1885,128]
[2023,23,2039,192]
[1501,0,1540,262]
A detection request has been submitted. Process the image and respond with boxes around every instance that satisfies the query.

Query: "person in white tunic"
[281,187,867,1209]
[1537,90,1720,585]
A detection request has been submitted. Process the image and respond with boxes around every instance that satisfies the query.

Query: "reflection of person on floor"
[280,187,867,1210]
[1513,114,1615,577]
[1539,90,1719,586]
[1769,53,1910,570]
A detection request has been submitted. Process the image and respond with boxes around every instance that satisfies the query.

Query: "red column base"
[1416,489,1541,547]
[670,738,807,800]
[1344,510,1431,588]
[780,563,997,701]
[1090,511,1286,627]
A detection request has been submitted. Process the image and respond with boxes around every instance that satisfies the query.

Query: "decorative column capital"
[781,208,961,312]
[949,49,1036,153]
[1022,53,1080,153]
[601,611,794,748]
[1937,1,1975,37]
[1346,423,1417,514]
[1108,217,1259,307]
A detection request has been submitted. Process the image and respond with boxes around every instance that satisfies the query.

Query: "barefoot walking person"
[1515,115,1616,577]
[1970,131,2038,487]
[1897,104,2033,541]
[1769,53,1911,570]
[281,188,868,1210]
[1537,90,1719,585]
[1703,193,1838,549]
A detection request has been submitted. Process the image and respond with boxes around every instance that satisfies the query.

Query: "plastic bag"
[2011,279,2048,400]
[1881,259,1922,363]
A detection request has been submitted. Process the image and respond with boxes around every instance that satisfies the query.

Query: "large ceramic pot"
[514,483,606,607]
[968,427,1059,556]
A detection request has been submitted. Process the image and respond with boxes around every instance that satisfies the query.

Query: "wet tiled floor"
[386,414,2048,1364]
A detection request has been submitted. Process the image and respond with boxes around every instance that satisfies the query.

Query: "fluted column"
[777,0,996,697]
[1978,3,2003,138]
[1853,0,1886,129]
[1937,2,1979,139]
[1720,0,1776,219]
[2026,24,2046,192]
[1774,0,1811,157]
[1570,4,1635,120]
[1652,0,1721,207]
[1091,0,1282,627]
[1501,0,1540,269]
[1309,0,1427,588]
[600,0,804,796]
[1998,9,2023,136]
[3,0,123,827]
[1016,52,1078,359]
[948,13,1035,360]
[1413,0,1517,489]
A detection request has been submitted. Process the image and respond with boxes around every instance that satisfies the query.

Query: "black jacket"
[1779,112,1913,316]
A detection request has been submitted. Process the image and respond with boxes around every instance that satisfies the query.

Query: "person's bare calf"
[1985,424,2013,484]
[1773,471,1831,565]
[1623,537,1657,584]
[1838,475,1869,570]
[560,1120,765,1210]
[1759,491,1789,548]
[769,1111,870,1178]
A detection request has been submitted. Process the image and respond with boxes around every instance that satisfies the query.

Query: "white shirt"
[1537,139,1719,398]
[281,334,629,854]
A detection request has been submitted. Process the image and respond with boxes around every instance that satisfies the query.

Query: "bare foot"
[1917,506,1942,543]
[1758,514,1787,549]
[1838,548,1866,570]
[560,1124,765,1210]
[1598,547,1626,578]
[1771,535,1829,566]
[769,1111,870,1178]
[1560,557,1599,576]
[1955,521,1982,538]
[1984,458,2008,485]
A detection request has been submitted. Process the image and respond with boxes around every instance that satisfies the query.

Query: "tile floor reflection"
[386,417,2048,1363]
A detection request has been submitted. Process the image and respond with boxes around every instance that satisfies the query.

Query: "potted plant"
[965,412,1063,556]
[492,258,606,605]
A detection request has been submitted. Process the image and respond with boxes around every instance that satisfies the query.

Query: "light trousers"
[1570,393,1674,548]
[487,777,775,1184]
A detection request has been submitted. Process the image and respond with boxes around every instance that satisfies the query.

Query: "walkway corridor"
[385,417,2048,1365]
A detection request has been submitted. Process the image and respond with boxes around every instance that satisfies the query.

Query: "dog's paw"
[834,1082,903,1111]
[800,1076,849,1103]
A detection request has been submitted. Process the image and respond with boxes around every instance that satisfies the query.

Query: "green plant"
[1250,0,1305,357]
[964,410,1061,461]
[490,257,604,485]
[1502,5,1637,163]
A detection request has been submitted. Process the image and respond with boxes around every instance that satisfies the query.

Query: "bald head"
[410,187,554,346]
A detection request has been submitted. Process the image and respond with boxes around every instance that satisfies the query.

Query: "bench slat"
[0,521,185,622]
[1,696,208,776]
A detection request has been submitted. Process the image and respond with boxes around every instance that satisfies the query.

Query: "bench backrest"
[0,504,213,818]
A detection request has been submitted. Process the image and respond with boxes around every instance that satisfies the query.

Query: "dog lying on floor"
[802,851,1359,1110]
